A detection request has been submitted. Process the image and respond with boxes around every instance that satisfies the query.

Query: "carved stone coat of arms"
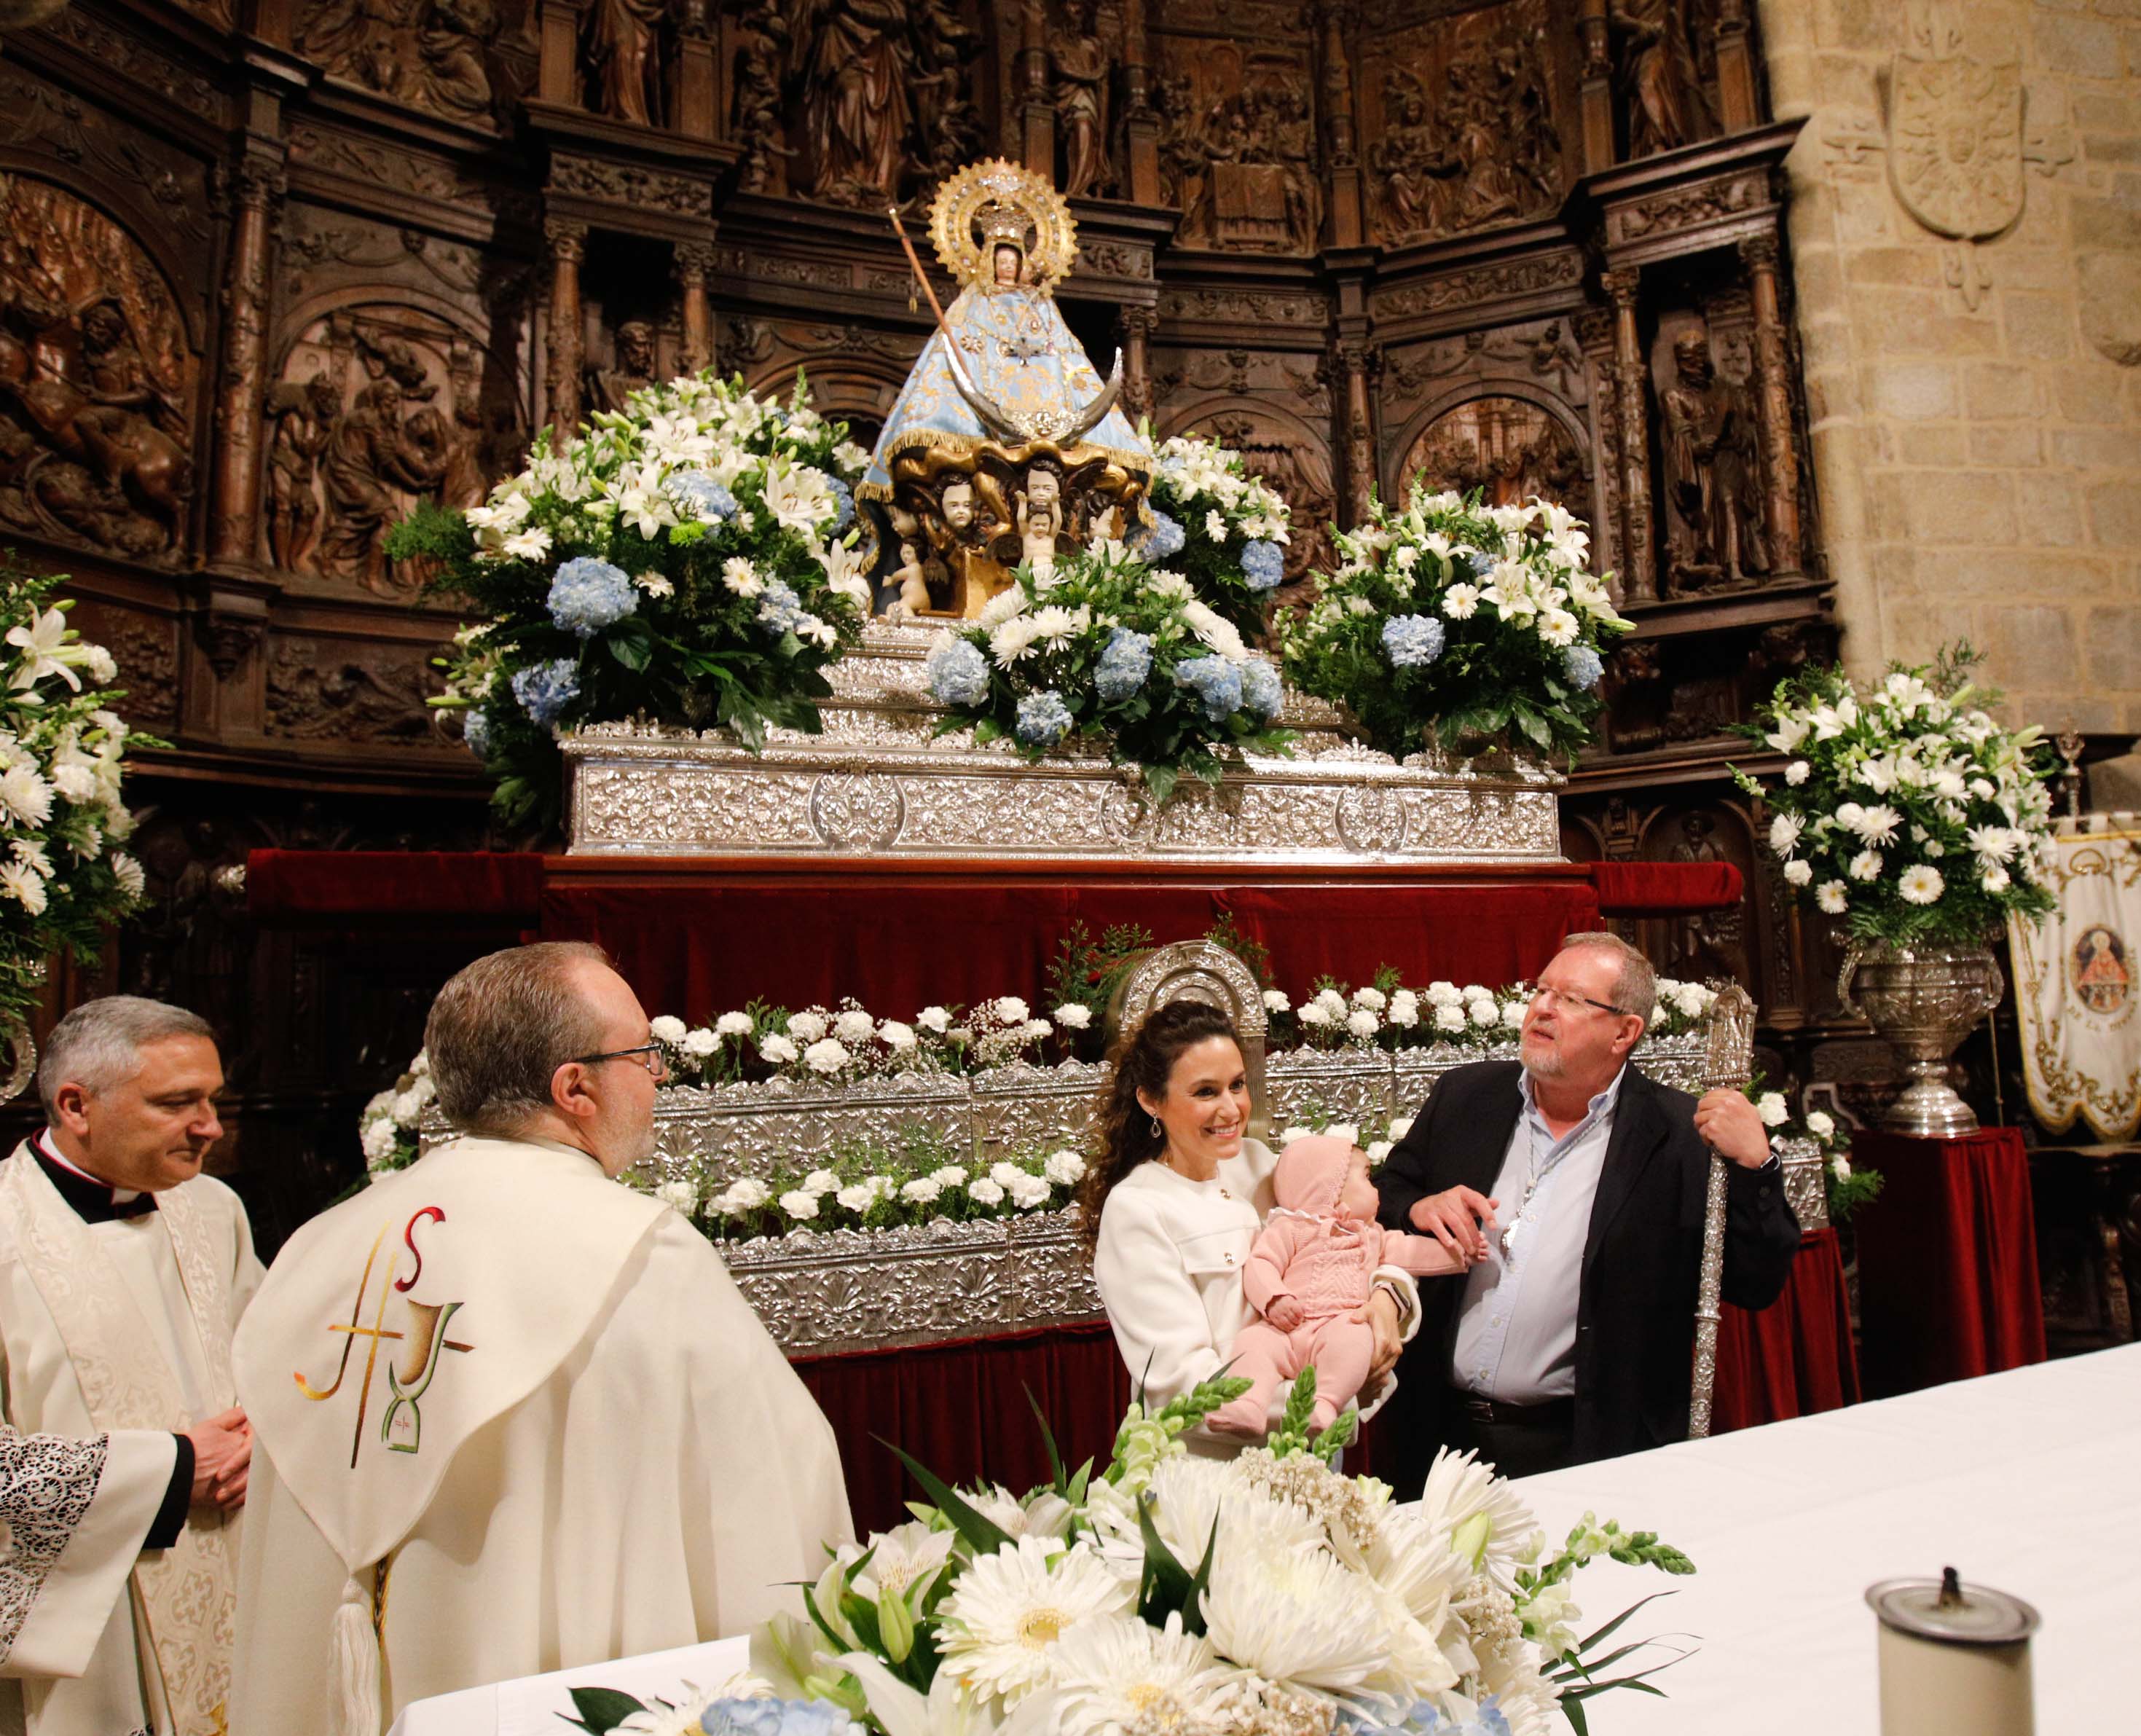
[1887,51,2024,241]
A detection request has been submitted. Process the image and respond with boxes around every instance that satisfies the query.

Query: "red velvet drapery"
[1853,1128,2046,1398]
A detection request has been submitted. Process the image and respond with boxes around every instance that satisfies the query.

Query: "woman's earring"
[1149,1115,1163,1139]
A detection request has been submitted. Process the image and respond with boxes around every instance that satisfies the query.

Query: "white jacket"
[1091,1139,1419,1433]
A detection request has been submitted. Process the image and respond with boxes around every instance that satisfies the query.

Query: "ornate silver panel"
[971,1059,1109,1160]
[1777,1134,1830,1233]
[560,632,1566,864]
[1265,1050,1396,1131]
[717,1209,1103,1356]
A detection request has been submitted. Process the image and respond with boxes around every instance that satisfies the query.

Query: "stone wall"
[1761,0,2141,731]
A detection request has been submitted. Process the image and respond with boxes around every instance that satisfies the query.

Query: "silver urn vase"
[1839,940,2004,1137]
[0,1022,34,1104]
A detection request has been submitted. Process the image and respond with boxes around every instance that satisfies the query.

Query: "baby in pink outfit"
[1211,1135,1469,1437]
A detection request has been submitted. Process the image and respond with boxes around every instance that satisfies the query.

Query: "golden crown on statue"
[928,158,1079,295]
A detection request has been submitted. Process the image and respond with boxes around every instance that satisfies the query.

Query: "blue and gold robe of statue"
[860,283,1150,498]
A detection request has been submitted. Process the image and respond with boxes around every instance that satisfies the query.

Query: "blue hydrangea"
[699,1698,866,1736]
[926,636,991,707]
[1241,540,1286,591]
[1094,627,1153,703]
[1174,653,1244,721]
[825,476,855,533]
[462,708,490,759]
[755,579,805,637]
[1137,510,1186,561]
[546,557,637,637]
[1563,643,1605,690]
[1238,656,1284,720]
[1338,1698,1510,1736]
[511,658,579,726]
[1382,613,1447,669]
[669,469,737,521]
[1015,688,1075,747]
[1460,548,1495,579]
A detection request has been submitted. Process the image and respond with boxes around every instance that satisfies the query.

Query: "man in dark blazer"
[1376,932,1802,1484]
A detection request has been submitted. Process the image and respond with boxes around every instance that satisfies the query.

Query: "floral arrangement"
[655,1124,1090,1242]
[1743,1083,1881,1228]
[659,1372,1690,1736]
[923,540,1292,806]
[0,563,154,1035]
[1143,432,1296,637]
[648,997,1075,1088]
[1262,971,1718,1056]
[358,1049,433,1179]
[1732,644,2058,947]
[1280,492,1628,766]
[393,372,874,829]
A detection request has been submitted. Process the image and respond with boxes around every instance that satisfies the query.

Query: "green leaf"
[1023,1384,1069,1496]
[562,1689,650,1735]
[1142,763,1179,808]
[606,634,652,672]
[973,716,1003,745]
[876,1439,1014,1557]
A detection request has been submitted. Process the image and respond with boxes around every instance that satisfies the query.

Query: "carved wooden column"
[537,0,584,107]
[1579,0,1614,173]
[546,218,587,439]
[1574,307,1622,585]
[209,159,283,568]
[1740,232,1802,576]
[1021,0,1054,181]
[677,0,716,139]
[1603,267,1657,602]
[1333,337,1380,525]
[1116,304,1158,425]
[675,241,717,376]
[1713,0,1759,133]
[1317,1,1362,248]
[1121,0,1160,205]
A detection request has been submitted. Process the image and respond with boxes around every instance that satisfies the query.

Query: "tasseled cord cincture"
[331,1566,385,1736]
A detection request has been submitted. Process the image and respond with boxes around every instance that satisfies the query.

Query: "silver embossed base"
[561,625,1565,862]
[720,1209,1099,1356]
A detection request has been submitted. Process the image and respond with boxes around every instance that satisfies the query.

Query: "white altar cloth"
[385,1636,751,1736]
[1511,1344,2139,1732]
[386,1348,2137,1736]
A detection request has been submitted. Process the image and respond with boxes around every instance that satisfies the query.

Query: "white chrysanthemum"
[758,1032,799,1064]
[787,1010,829,1042]
[935,1536,1134,1708]
[1756,1091,1789,1127]
[0,763,54,829]
[777,1189,819,1221]
[715,1010,753,1037]
[1899,864,1944,904]
[650,1015,688,1045]
[878,1018,917,1050]
[977,586,1029,629]
[833,1008,876,1045]
[1045,1149,1086,1186]
[1201,1528,1394,1695]
[1416,1449,1542,1588]
[1816,880,1849,914]
[1045,1611,1238,1736]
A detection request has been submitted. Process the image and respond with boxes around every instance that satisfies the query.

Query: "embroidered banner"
[2009,828,2141,1141]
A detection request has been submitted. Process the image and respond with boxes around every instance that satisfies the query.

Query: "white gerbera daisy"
[1899,864,1944,904]
[1815,880,1849,914]
[935,1536,1133,1708]
[1045,1611,1237,1736]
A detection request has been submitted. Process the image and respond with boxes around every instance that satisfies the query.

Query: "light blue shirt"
[1450,1067,1625,1405]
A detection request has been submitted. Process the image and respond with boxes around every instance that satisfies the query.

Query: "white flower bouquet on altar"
[1266,973,1716,1056]
[1144,432,1297,639]
[0,561,154,1037]
[1731,643,2057,946]
[358,1048,433,1179]
[393,371,873,830]
[571,1373,1692,1736]
[651,997,1061,1088]
[1279,492,1627,766]
[923,538,1293,809]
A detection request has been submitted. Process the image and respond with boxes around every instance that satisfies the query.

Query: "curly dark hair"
[1076,998,1243,1257]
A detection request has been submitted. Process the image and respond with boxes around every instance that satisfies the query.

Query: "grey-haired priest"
[0,997,263,1736]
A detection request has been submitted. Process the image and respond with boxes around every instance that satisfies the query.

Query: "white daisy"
[935,1536,1134,1708]
[1045,1611,1237,1736]
[1816,880,1849,914]
[1899,864,1944,904]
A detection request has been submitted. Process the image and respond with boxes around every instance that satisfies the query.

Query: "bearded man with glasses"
[227,943,851,1734]
[1375,931,1802,1483]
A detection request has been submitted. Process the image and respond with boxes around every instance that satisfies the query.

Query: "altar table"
[1853,1127,2046,1398]
[1512,1343,2137,1734]
[391,1346,2138,1736]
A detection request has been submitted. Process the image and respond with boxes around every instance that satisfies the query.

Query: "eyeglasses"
[1528,984,1630,1019]
[571,1042,670,1082]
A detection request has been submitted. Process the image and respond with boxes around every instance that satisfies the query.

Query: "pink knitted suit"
[1210,1136,1465,1437]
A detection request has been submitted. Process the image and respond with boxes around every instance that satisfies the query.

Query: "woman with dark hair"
[1082,1001,1418,1449]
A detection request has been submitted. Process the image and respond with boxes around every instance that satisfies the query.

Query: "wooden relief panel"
[1360,0,1563,246]
[1151,32,1321,253]
[1390,394,1591,526]
[0,176,198,565]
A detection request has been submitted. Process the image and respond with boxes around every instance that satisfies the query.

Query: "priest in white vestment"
[230,941,854,1736]
[0,997,262,1736]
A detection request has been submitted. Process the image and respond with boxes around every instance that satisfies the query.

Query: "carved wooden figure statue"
[584,0,669,126]
[264,376,341,573]
[1659,328,1768,594]
[585,320,658,417]
[1053,0,1111,199]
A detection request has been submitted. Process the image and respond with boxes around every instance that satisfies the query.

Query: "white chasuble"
[229,1136,853,1736]
[0,1144,263,1736]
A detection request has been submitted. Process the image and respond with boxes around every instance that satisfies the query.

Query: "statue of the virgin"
[863,160,1152,616]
